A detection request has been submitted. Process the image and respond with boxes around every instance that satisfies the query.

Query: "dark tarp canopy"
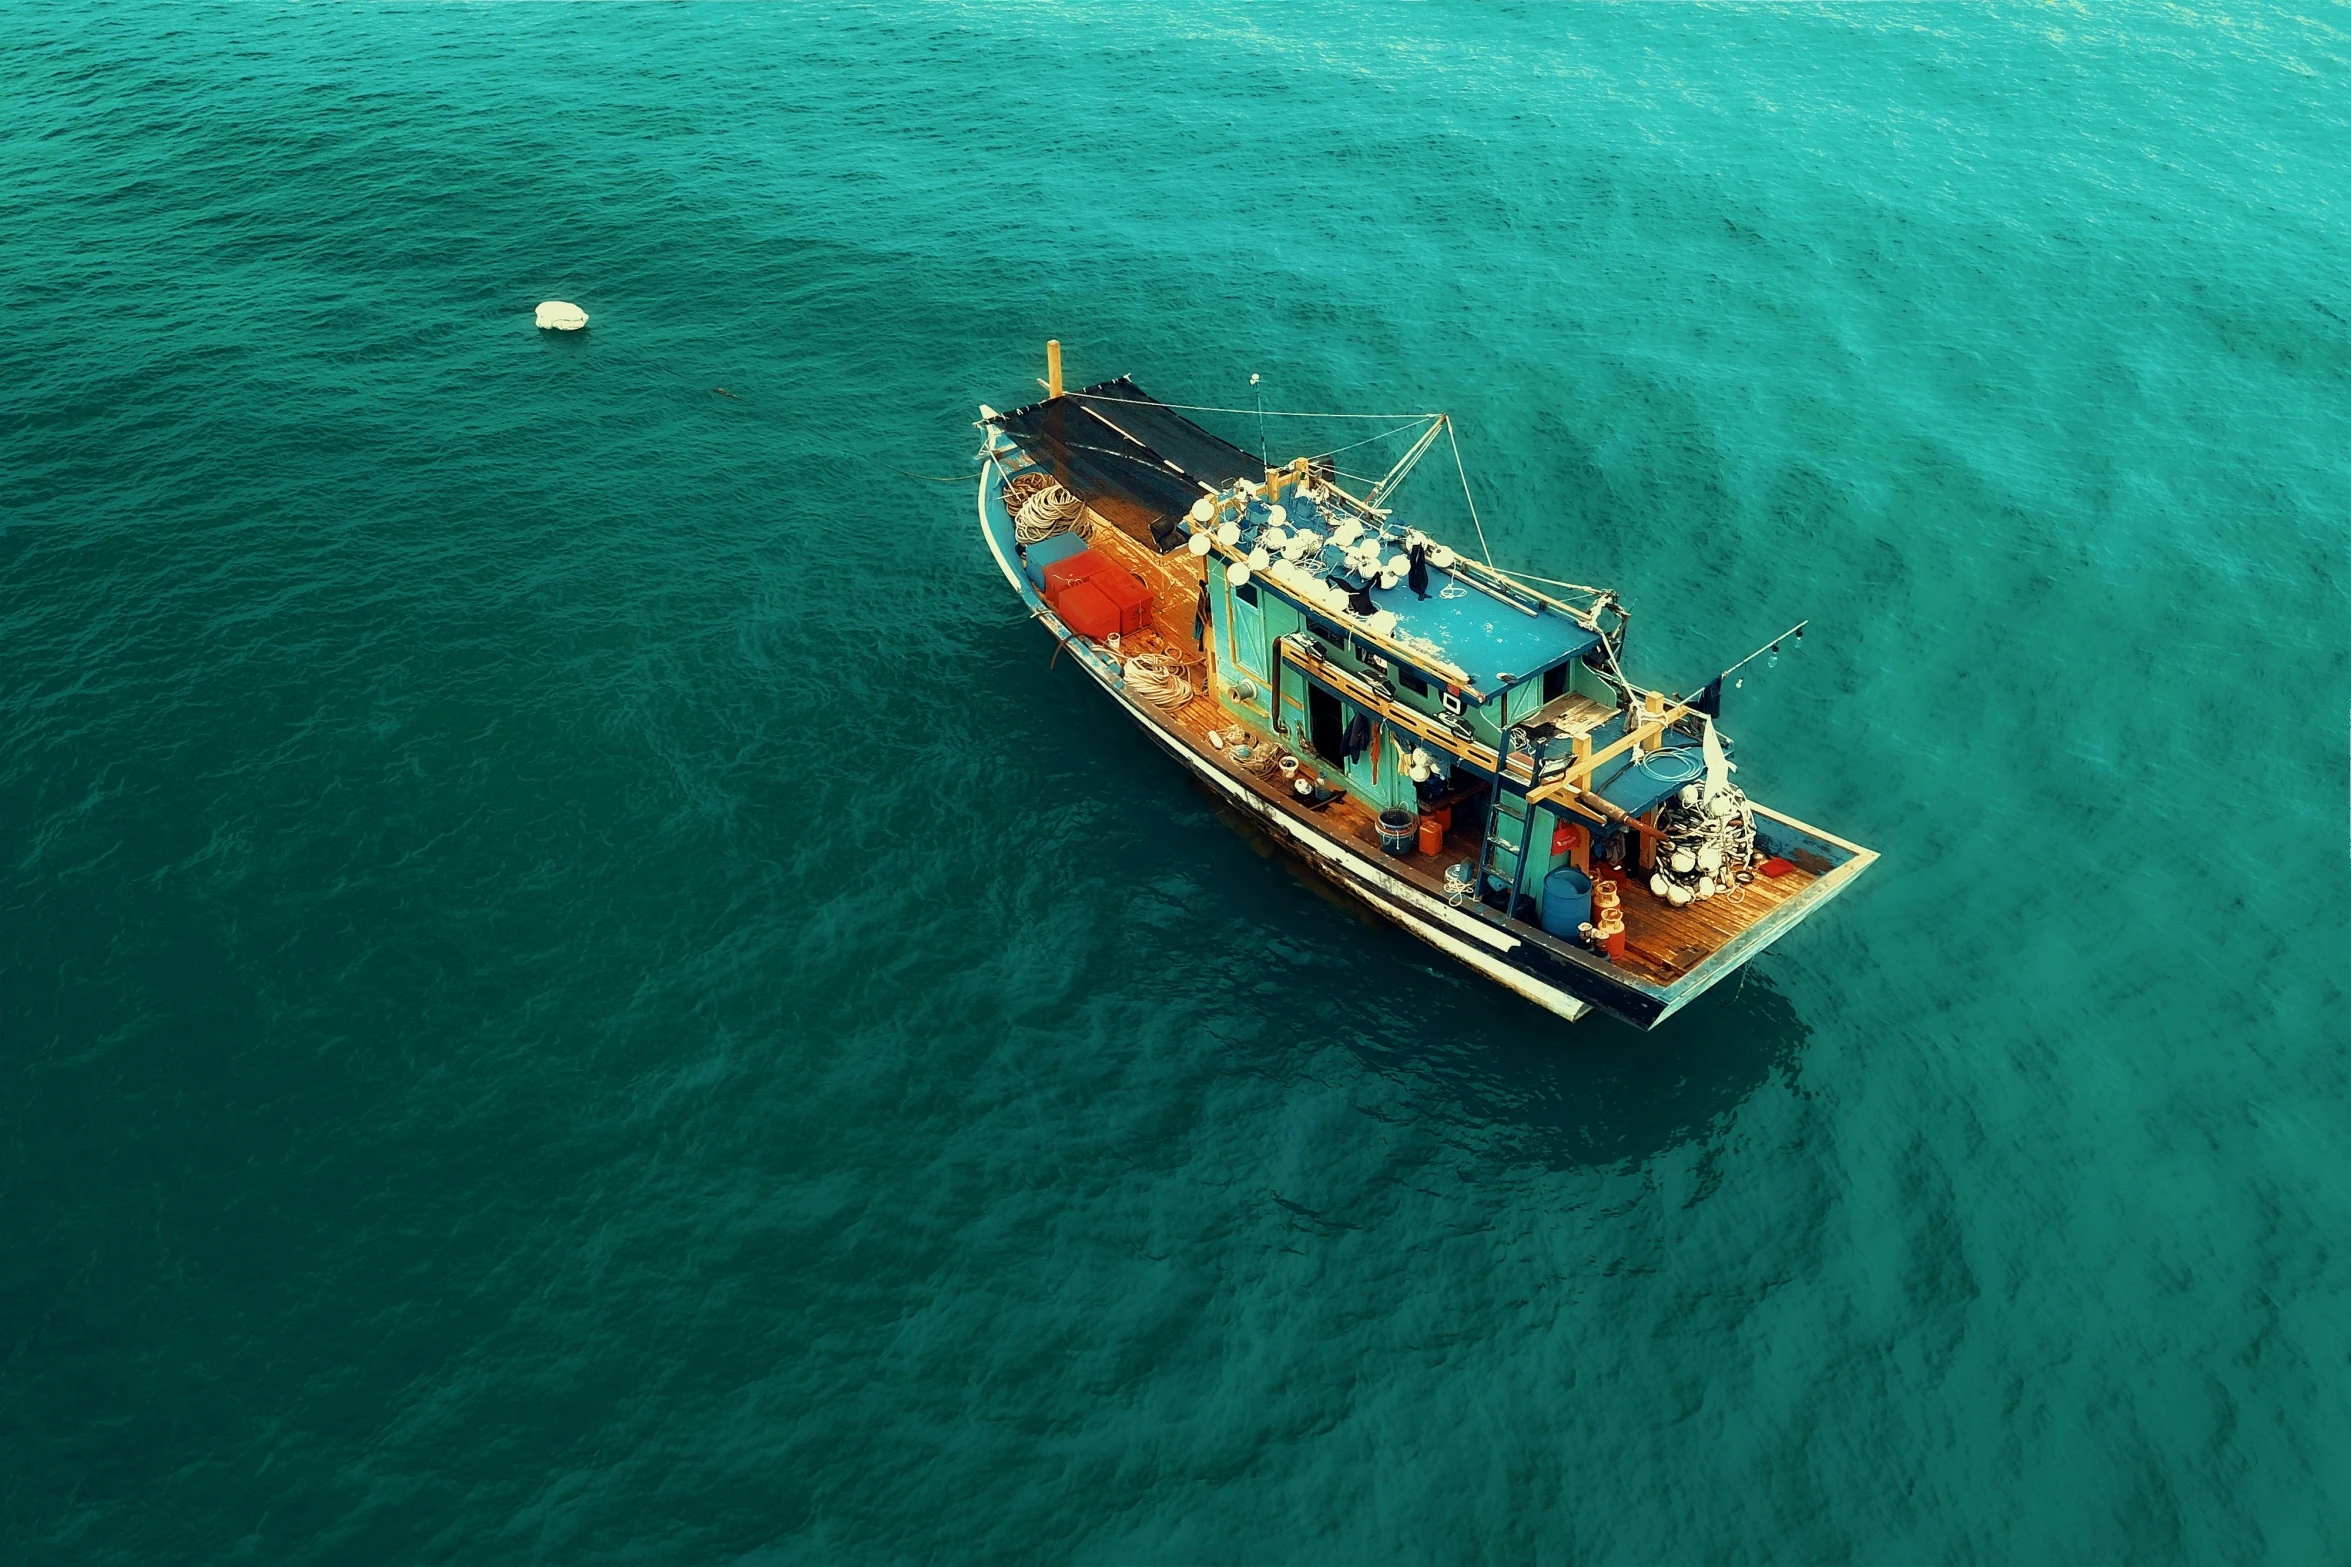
[989,377,1266,551]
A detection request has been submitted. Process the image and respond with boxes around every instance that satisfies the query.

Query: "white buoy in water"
[535,300,589,331]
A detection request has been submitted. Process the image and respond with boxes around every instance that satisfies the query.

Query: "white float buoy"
[535,301,588,331]
[1188,533,1213,557]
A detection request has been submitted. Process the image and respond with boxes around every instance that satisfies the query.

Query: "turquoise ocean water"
[5,4,2347,1561]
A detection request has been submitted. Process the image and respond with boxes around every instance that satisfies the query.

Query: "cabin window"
[1400,669,1430,697]
[1235,582,1259,607]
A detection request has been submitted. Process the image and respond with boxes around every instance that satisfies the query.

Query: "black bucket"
[1376,808,1418,856]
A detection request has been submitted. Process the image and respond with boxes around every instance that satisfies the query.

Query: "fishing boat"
[973,344,1875,1028]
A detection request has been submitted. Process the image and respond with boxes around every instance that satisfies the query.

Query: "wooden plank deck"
[1070,513,1815,989]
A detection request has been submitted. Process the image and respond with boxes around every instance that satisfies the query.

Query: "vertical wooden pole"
[1047,340,1063,399]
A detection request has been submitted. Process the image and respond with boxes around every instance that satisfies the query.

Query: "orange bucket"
[1416,817,1444,856]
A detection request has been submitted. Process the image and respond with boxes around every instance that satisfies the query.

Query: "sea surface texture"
[4,4,2346,1562]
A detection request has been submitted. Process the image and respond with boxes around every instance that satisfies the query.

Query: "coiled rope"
[1241,738,1288,778]
[1120,651,1199,711]
[1008,475,1088,545]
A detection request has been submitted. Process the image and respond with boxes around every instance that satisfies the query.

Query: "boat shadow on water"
[1205,791,1814,1171]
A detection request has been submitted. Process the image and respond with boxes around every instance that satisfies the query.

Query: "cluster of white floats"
[1647,782,1756,907]
[1185,488,1457,639]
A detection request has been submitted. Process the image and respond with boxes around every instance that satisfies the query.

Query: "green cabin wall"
[1202,563,1435,816]
[1197,567,1613,915]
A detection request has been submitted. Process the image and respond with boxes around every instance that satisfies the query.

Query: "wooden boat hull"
[975,451,1874,1030]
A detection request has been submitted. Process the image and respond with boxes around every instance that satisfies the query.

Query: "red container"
[1043,548,1110,596]
[1053,580,1120,641]
[1091,567,1154,635]
[1416,817,1444,856]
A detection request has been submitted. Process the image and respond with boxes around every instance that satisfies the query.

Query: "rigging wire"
[1444,418,1496,568]
[1304,416,1442,464]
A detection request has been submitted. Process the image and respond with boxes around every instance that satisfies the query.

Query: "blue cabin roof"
[1366,570,1598,692]
[1246,490,1596,695]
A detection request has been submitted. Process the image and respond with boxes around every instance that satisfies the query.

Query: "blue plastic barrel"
[1540,866,1593,939]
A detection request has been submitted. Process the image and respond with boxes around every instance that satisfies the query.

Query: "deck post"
[1047,340,1063,399]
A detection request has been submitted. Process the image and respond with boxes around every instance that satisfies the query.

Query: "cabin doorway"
[1308,683,1345,764]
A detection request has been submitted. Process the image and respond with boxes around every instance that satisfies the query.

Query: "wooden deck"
[1070,509,1816,990]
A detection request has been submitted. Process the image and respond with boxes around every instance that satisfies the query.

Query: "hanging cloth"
[1407,542,1430,600]
[1701,715,1737,804]
[1342,713,1371,761]
[1694,674,1724,719]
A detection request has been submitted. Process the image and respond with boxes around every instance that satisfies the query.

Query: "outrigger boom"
[972,349,1875,1028]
